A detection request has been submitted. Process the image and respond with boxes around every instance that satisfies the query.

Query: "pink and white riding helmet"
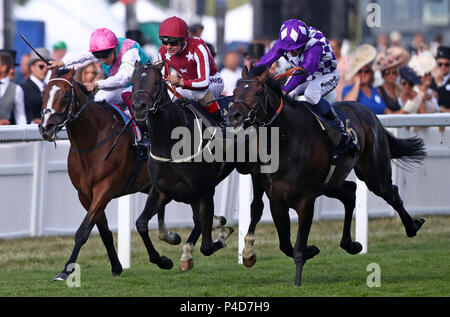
[89,28,119,52]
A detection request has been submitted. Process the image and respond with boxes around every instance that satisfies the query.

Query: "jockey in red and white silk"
[158,16,224,123]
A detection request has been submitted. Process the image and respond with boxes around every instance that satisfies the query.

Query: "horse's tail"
[385,130,427,171]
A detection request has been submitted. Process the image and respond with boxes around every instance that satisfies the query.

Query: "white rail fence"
[1,114,449,267]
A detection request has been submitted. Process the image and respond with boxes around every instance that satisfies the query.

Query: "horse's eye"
[63,92,71,100]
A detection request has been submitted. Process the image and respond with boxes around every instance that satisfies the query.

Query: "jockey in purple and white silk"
[255,19,358,161]
[256,19,339,114]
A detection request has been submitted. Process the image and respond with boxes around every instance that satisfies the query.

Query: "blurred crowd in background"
[1,23,449,127]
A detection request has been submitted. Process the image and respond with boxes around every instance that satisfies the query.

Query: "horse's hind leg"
[136,187,173,269]
[242,174,265,268]
[269,200,294,258]
[355,156,425,238]
[195,192,232,256]
[95,211,123,276]
[157,208,182,245]
[324,181,362,254]
[293,199,320,287]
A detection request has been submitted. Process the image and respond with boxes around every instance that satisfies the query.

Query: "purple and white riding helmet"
[278,19,309,51]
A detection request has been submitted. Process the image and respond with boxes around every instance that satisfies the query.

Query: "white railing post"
[30,141,47,236]
[118,194,131,269]
[355,179,368,254]
[238,174,252,264]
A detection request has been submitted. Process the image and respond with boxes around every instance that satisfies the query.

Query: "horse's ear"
[257,68,271,83]
[155,60,165,72]
[242,65,249,79]
[68,67,76,78]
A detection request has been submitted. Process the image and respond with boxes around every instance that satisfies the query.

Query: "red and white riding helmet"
[158,16,189,39]
[89,28,119,52]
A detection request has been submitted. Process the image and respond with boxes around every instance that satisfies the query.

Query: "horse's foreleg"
[242,174,265,267]
[293,200,320,287]
[157,208,182,245]
[54,189,110,281]
[324,181,362,255]
[136,187,173,270]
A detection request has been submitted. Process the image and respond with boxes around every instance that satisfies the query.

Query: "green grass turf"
[0,215,448,297]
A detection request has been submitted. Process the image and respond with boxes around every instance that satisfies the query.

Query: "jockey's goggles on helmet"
[160,36,184,46]
[92,49,114,59]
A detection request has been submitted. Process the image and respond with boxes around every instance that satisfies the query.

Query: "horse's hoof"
[243,254,256,268]
[151,256,173,270]
[53,272,68,281]
[305,245,320,260]
[159,232,182,245]
[180,258,194,272]
[213,216,227,228]
[406,218,426,237]
[340,241,363,255]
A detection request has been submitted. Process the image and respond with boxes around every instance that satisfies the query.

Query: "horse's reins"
[44,77,123,155]
[234,79,284,127]
[134,63,218,163]
[43,78,88,129]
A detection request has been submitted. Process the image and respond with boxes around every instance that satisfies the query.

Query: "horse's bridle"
[132,64,172,115]
[234,79,283,127]
[42,78,87,130]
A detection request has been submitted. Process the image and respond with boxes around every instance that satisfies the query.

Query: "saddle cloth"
[301,101,360,150]
[109,103,142,144]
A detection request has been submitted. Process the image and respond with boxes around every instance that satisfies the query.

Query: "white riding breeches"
[175,73,224,101]
[290,70,340,105]
[94,86,132,106]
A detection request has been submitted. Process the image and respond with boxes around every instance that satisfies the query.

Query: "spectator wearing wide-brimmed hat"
[343,44,388,114]
[409,50,439,113]
[373,47,410,113]
[21,47,54,124]
[397,66,423,114]
[430,46,450,111]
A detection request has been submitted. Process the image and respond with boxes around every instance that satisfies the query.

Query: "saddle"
[300,101,360,153]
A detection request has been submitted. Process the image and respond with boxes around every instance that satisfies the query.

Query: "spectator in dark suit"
[430,46,450,111]
[21,48,54,124]
[0,51,26,125]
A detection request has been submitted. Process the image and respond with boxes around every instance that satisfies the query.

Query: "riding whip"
[20,33,51,65]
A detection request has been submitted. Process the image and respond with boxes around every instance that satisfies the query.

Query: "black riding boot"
[136,121,150,150]
[212,109,226,130]
[322,108,358,161]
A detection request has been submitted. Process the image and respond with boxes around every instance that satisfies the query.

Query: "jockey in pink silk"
[49,28,151,112]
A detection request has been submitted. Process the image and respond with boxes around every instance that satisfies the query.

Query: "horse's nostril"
[233,112,243,121]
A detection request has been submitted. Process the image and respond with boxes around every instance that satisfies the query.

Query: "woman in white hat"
[373,47,410,113]
[343,44,388,114]
[408,51,439,113]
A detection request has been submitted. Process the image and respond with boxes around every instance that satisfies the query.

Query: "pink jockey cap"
[89,28,119,52]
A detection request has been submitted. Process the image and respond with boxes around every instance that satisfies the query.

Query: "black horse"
[228,67,426,286]
[130,61,254,270]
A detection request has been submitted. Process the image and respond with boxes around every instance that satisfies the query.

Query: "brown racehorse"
[228,66,426,286]
[39,68,181,281]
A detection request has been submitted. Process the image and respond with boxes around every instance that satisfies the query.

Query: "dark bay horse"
[39,68,181,280]
[227,67,426,286]
[130,62,259,270]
